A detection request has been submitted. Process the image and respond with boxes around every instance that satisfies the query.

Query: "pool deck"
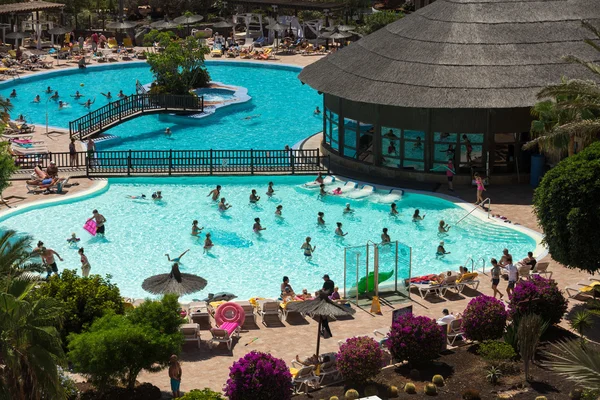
[2,51,596,396]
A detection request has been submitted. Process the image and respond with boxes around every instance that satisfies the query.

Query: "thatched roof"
[299,0,600,109]
[0,1,64,15]
[142,263,208,296]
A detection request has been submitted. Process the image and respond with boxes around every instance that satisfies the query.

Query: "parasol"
[329,31,352,40]
[287,291,355,357]
[142,263,208,295]
[174,14,204,35]
[213,20,234,29]
[336,25,355,32]
[106,21,137,30]
[48,26,72,47]
[6,31,29,49]
[151,18,179,30]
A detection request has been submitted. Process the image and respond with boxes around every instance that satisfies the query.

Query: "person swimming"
[436,241,450,257]
[249,189,260,203]
[390,203,399,216]
[126,194,146,199]
[58,101,67,109]
[101,92,112,99]
[332,187,342,195]
[203,233,213,253]
[335,222,347,237]
[343,203,354,214]
[45,86,52,94]
[243,115,261,120]
[165,249,190,263]
[66,232,80,246]
[191,220,204,236]
[318,184,327,199]
[152,191,163,200]
[314,106,321,115]
[10,89,16,98]
[381,228,391,244]
[51,91,59,100]
[208,185,221,201]
[117,90,125,98]
[71,91,83,99]
[164,127,172,136]
[317,212,325,226]
[81,98,95,108]
[301,237,315,258]
[253,217,265,233]
[412,209,425,221]
[438,220,450,233]
[275,204,283,216]
[218,197,231,211]
[32,95,41,103]
[266,182,275,197]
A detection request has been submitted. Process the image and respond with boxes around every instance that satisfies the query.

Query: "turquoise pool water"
[195,88,236,102]
[0,176,537,300]
[0,62,322,151]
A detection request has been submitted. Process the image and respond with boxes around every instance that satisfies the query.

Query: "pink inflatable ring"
[215,301,246,327]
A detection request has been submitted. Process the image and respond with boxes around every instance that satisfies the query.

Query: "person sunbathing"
[298,288,312,300]
[295,354,319,367]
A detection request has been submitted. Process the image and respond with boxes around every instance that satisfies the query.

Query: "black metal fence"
[12,149,329,177]
[69,94,204,140]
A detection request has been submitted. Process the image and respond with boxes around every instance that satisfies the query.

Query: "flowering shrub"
[462,295,508,341]
[386,313,444,366]
[223,351,292,400]
[337,336,385,383]
[508,275,568,325]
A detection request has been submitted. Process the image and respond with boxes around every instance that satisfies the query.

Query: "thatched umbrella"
[48,26,71,47]
[287,291,355,357]
[6,31,29,48]
[142,263,207,295]
[336,24,355,32]
[213,20,234,29]
[106,21,137,30]
[151,18,178,30]
[173,14,204,35]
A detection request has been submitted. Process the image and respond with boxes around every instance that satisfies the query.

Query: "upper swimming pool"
[0,62,322,151]
[0,176,539,301]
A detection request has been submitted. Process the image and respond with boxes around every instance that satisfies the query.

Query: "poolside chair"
[107,38,118,49]
[409,281,445,298]
[211,43,223,57]
[517,264,531,280]
[123,37,134,52]
[252,36,265,47]
[290,365,319,394]
[565,279,600,299]
[8,120,35,134]
[180,323,201,349]
[531,262,552,279]
[279,300,304,322]
[456,272,480,291]
[233,300,256,326]
[26,178,67,194]
[373,327,390,338]
[209,321,240,350]
[2,132,33,140]
[188,301,211,329]
[446,318,464,346]
[318,352,342,384]
[257,299,280,326]
[11,144,49,155]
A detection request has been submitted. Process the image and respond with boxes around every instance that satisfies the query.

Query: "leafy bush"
[533,141,600,274]
[359,11,404,35]
[478,341,517,362]
[386,313,445,366]
[142,29,177,47]
[462,295,508,341]
[180,388,225,400]
[337,336,384,383]
[30,269,124,345]
[508,275,568,325]
[224,351,293,400]
[462,388,481,400]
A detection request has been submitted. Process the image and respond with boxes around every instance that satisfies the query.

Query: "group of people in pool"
[21,86,128,110]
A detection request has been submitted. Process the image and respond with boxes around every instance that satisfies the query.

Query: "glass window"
[324,109,340,152]
[458,133,484,169]
[343,118,358,158]
[403,129,425,171]
[356,127,374,164]
[493,133,517,173]
[382,127,401,168]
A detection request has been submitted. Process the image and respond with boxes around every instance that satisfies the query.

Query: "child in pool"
[317,212,325,226]
[438,220,450,233]
[436,241,451,258]
[275,204,283,216]
[249,189,260,203]
[318,184,327,198]
[412,209,426,221]
[253,217,266,233]
[203,233,213,253]
[343,203,354,214]
[152,191,162,200]
[191,220,204,236]
[332,187,342,195]
[266,182,275,197]
[218,198,231,211]
[390,203,399,216]
[335,222,347,237]
[67,233,80,246]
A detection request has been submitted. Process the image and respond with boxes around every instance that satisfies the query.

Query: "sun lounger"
[8,121,35,133]
[373,327,390,338]
[26,177,68,194]
[345,184,374,199]
[410,281,446,298]
[209,321,240,350]
[2,133,33,140]
[318,352,342,384]
[188,301,211,329]
[107,38,118,49]
[446,318,464,346]
[234,300,256,325]
[211,43,223,57]
[566,280,600,299]
[123,37,134,52]
[456,272,480,291]
[290,365,319,394]
[531,262,552,279]
[11,145,49,155]
[279,300,304,322]
[180,323,201,349]
[517,264,531,280]
[257,299,280,326]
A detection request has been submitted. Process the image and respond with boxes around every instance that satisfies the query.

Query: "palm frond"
[537,79,600,101]
[542,339,600,390]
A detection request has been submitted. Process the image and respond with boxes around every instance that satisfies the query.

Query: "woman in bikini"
[301,237,315,259]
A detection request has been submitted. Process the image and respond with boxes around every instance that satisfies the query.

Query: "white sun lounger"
[345,184,374,199]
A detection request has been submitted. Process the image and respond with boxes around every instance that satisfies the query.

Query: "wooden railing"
[69,94,204,140]
[12,149,329,177]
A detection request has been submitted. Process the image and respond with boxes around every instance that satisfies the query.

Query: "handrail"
[476,257,487,275]
[464,257,474,273]
[455,197,492,225]
[69,94,203,140]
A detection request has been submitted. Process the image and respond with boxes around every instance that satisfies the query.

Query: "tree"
[146,36,210,94]
[68,296,183,391]
[29,269,124,345]
[524,21,600,157]
[142,29,177,47]
[533,141,600,273]
[543,340,600,390]
[359,11,404,35]
[0,232,67,400]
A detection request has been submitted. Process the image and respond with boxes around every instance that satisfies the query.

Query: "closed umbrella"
[173,14,204,35]
[151,18,178,30]
[267,22,287,53]
[287,291,355,357]
[142,263,208,296]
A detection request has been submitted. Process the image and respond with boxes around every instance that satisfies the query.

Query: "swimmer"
[381,228,391,244]
[218,197,231,211]
[165,127,172,136]
[317,211,325,226]
[301,237,315,258]
[315,172,324,184]
[58,101,68,109]
[208,185,221,201]
[71,91,83,99]
[191,220,204,236]
[50,91,59,100]
[438,220,450,233]
[81,98,95,108]
[275,204,283,216]
[118,90,125,98]
[332,187,342,195]
[165,249,190,263]
[45,86,53,93]
[314,106,321,115]
[203,233,213,253]
[335,222,347,237]
[249,189,260,203]
[387,141,397,155]
[390,203,399,216]
[436,241,451,258]
[152,191,163,200]
[412,209,425,221]
[32,95,41,103]
[243,114,260,120]
[66,232,80,246]
[266,182,275,197]
[101,92,112,99]
[10,89,17,98]
[414,136,422,149]
[383,129,398,139]
[343,203,354,214]
[253,217,266,233]
[318,184,327,198]
[126,194,146,199]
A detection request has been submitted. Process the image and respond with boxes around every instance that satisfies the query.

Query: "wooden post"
[250,149,254,175]
[127,150,132,176]
[209,149,213,175]
[168,149,172,176]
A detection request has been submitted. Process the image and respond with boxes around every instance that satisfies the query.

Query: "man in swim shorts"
[168,355,182,398]
[41,247,63,278]
[89,209,107,236]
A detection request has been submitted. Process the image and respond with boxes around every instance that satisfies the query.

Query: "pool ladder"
[455,198,491,225]
[464,257,487,274]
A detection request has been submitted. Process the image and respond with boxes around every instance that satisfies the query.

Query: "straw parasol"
[287,291,355,357]
[173,14,204,35]
[6,31,29,48]
[151,18,178,30]
[336,24,355,32]
[106,21,136,30]
[142,263,208,296]
[47,26,71,46]
[267,22,287,52]
[213,20,234,29]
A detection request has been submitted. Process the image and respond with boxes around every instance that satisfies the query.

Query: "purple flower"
[386,313,445,366]
[337,336,385,383]
[508,275,568,325]
[462,295,507,341]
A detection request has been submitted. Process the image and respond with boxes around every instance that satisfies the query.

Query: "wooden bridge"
[69,94,204,140]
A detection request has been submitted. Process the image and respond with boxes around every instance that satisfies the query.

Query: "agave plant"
[486,366,502,385]
[570,309,594,341]
[542,340,600,390]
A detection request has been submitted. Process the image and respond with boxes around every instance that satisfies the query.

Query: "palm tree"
[0,95,12,123]
[524,20,600,157]
[543,340,600,390]
[0,230,67,400]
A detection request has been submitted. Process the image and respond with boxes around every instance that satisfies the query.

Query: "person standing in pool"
[165,127,172,136]
[381,228,391,244]
[390,203,399,216]
[152,191,163,200]
[253,217,265,233]
[249,189,260,203]
[10,89,17,98]
[436,241,450,258]
[315,172,324,184]
[165,249,190,263]
[343,203,354,214]
[266,182,275,197]
[314,106,321,115]
[275,204,283,216]
[42,247,63,278]
[335,222,347,237]
[412,209,426,221]
[33,95,41,103]
[101,91,112,99]
[301,237,315,259]
[208,185,221,201]
[317,212,325,226]
[88,210,106,236]
[203,233,214,253]
[318,184,327,199]
[79,247,91,277]
[218,197,231,211]
[438,220,450,233]
[51,91,59,100]
[45,86,53,94]
[191,220,204,236]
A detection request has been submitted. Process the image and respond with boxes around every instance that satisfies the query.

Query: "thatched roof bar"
[0,1,65,15]
[227,0,345,11]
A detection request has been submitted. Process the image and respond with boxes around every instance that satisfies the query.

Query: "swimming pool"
[0,62,322,151]
[0,176,539,301]
[195,87,237,102]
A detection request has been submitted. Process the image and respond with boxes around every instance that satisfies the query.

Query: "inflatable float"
[348,270,395,295]
[303,176,335,188]
[214,301,246,327]
[203,292,237,302]
[83,220,97,236]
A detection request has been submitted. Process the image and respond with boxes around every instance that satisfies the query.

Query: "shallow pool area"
[195,87,237,102]
[0,61,322,151]
[0,176,539,301]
